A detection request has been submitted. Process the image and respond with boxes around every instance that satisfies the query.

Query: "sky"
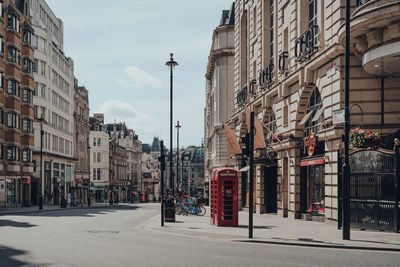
[45,0,232,147]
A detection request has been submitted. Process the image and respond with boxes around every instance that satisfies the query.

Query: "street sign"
[333,109,345,124]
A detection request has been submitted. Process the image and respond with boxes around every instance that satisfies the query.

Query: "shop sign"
[333,109,345,124]
[300,158,325,166]
[304,132,318,157]
[21,178,30,184]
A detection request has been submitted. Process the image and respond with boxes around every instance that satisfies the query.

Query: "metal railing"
[295,25,319,62]
[356,0,372,8]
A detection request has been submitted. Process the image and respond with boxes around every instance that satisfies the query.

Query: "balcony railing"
[294,25,319,62]
[356,0,372,8]
[236,84,247,106]
[249,79,257,95]
[258,64,274,89]
[278,51,288,74]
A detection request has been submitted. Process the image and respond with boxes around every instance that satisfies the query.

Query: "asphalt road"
[0,203,399,267]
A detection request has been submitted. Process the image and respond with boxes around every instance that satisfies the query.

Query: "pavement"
[0,202,124,215]
[146,206,400,252]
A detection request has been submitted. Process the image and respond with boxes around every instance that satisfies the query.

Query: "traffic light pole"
[159,140,165,227]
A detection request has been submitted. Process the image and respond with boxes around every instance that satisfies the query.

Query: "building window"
[7,14,19,31]
[0,144,3,159]
[7,46,20,64]
[33,59,38,73]
[23,29,31,44]
[22,89,32,103]
[22,149,31,162]
[7,80,20,97]
[23,58,32,73]
[22,119,32,133]
[7,146,20,161]
[300,88,323,136]
[0,72,3,89]
[269,0,274,66]
[0,36,3,54]
[41,85,46,98]
[283,105,289,126]
[0,108,3,124]
[308,0,319,45]
[31,35,38,49]
[7,113,20,129]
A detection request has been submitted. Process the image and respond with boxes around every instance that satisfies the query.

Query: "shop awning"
[223,124,242,155]
[245,108,266,149]
[312,107,324,122]
[299,108,315,125]
[131,190,138,195]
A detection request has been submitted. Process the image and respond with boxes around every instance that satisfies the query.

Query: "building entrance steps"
[146,206,400,252]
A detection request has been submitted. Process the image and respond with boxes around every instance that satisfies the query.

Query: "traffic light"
[190,178,193,184]
[158,152,166,170]
[241,133,250,157]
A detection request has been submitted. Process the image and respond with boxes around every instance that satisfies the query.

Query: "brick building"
[0,0,35,207]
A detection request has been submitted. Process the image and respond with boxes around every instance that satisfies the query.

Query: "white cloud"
[116,66,161,88]
[97,99,158,141]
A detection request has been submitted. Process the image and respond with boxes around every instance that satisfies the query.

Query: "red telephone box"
[210,168,238,227]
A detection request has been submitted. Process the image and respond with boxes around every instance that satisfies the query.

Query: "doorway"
[264,166,277,213]
[300,164,325,216]
[283,157,289,217]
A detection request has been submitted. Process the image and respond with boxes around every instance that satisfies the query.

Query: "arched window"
[300,88,323,136]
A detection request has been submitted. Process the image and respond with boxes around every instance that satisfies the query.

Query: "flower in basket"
[322,119,332,129]
[350,128,382,150]
[272,133,286,142]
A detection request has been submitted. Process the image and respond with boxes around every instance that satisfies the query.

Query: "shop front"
[300,132,326,219]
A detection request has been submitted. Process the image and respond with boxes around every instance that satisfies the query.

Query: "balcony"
[338,0,400,77]
[258,64,274,89]
[294,25,319,62]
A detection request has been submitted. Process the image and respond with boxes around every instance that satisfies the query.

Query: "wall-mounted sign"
[326,63,337,77]
[333,109,345,124]
[304,132,318,157]
[295,25,318,62]
[21,178,30,185]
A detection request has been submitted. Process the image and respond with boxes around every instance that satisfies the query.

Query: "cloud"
[97,99,158,141]
[116,66,161,88]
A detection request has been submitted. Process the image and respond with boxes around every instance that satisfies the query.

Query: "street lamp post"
[87,137,91,207]
[166,53,178,197]
[39,115,44,210]
[343,0,351,240]
[175,121,181,198]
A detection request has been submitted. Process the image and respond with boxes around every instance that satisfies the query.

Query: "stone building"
[89,115,109,203]
[141,150,160,201]
[106,122,141,203]
[108,139,127,203]
[216,0,400,223]
[204,4,235,183]
[30,0,76,205]
[0,0,35,207]
[73,80,89,198]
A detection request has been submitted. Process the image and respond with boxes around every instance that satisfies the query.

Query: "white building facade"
[30,0,75,204]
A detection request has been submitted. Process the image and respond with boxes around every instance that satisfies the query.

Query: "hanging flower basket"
[322,119,333,129]
[272,133,287,143]
[350,128,382,150]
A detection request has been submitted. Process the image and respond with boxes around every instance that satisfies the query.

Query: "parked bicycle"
[175,200,206,216]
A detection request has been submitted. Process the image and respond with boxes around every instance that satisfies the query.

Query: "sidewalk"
[146,207,400,252]
[0,202,114,216]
